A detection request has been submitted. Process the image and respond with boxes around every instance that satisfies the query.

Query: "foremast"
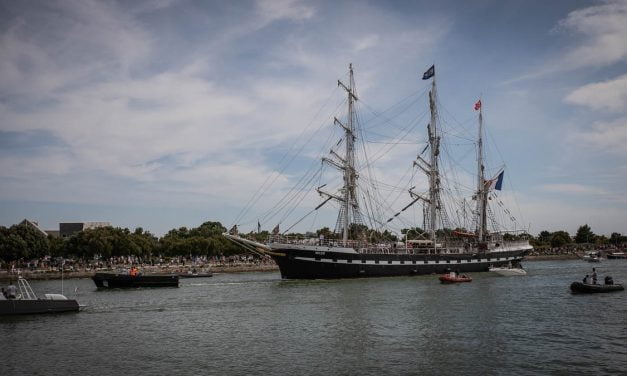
[319,64,361,243]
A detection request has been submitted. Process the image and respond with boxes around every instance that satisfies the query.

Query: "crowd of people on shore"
[0,254,276,277]
[528,244,625,257]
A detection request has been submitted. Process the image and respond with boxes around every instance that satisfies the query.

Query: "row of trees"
[1,220,624,264]
[532,224,627,247]
[0,221,243,264]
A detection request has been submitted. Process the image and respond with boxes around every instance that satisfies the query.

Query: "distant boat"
[177,271,213,278]
[489,266,527,276]
[570,282,624,294]
[607,252,627,259]
[93,271,179,288]
[439,272,472,284]
[583,251,601,262]
[0,277,81,316]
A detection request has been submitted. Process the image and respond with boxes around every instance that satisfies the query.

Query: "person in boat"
[583,274,589,284]
[6,283,17,299]
[592,268,598,284]
[0,288,6,300]
[129,267,138,277]
[605,276,614,285]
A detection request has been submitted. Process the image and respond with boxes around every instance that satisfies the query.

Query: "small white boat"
[489,266,527,276]
[607,252,627,259]
[583,251,602,262]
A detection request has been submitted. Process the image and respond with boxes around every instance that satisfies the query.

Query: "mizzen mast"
[475,100,488,242]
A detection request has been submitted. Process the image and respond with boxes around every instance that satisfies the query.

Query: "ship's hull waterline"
[268,246,529,279]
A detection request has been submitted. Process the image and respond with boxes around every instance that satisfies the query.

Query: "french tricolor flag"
[486,170,505,191]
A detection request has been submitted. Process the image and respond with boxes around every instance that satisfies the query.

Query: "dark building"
[59,222,110,238]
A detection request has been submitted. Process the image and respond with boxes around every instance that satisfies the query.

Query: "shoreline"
[0,255,590,281]
[524,254,580,261]
[0,264,280,281]
[1,255,595,281]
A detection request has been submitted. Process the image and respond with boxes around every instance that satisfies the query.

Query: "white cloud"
[0,0,456,233]
[556,0,627,69]
[571,117,627,156]
[353,34,381,52]
[565,73,627,112]
[255,0,315,25]
[503,0,627,83]
[541,183,606,195]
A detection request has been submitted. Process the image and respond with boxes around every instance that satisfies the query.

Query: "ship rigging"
[224,64,531,279]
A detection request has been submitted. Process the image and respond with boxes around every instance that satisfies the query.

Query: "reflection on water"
[1,260,626,375]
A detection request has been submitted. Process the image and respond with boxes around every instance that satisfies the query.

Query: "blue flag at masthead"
[422,65,435,80]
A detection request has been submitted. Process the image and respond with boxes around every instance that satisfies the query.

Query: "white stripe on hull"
[295,256,522,265]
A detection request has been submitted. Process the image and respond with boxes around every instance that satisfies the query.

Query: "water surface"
[2,260,626,375]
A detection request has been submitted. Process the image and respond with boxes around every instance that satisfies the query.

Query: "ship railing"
[499,239,531,248]
[490,230,531,240]
[267,235,373,249]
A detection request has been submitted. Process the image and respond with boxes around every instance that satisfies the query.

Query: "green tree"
[538,231,552,245]
[0,224,49,262]
[595,235,608,245]
[402,227,426,239]
[609,232,623,245]
[316,227,334,239]
[575,224,595,244]
[1,233,28,263]
[550,231,571,247]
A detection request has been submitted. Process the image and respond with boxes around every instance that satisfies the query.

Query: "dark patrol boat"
[0,277,80,316]
[93,272,179,288]
[224,64,532,279]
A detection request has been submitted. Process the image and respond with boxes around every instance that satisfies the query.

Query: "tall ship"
[224,64,532,279]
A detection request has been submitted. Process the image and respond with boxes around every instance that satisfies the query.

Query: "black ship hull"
[178,272,213,278]
[270,247,529,279]
[93,273,179,288]
[0,299,80,316]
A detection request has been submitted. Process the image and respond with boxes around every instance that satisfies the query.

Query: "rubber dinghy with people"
[570,274,624,294]
[439,271,472,284]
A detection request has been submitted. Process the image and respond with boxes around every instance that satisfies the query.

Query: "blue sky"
[1,0,626,237]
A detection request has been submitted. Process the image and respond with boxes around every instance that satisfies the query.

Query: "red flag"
[474,100,481,111]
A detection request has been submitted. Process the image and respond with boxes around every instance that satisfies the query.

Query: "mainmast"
[427,78,440,242]
[342,64,357,242]
[475,102,488,241]
[410,66,440,243]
